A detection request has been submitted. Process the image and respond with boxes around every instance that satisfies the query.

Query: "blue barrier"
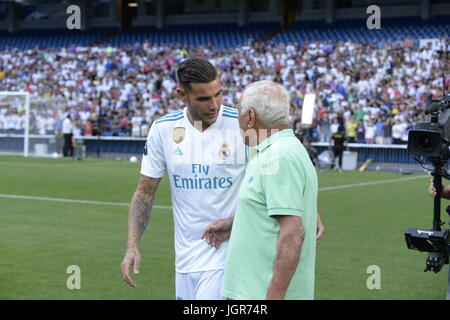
[0,134,419,163]
[82,136,146,155]
[311,142,416,164]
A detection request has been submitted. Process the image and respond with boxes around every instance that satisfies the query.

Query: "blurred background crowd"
[0,35,449,144]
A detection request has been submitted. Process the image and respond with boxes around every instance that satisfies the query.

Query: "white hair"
[239,80,290,126]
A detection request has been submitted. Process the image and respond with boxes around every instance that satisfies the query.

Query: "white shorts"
[175,269,225,300]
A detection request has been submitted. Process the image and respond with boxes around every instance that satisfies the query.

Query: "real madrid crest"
[219,142,231,160]
[173,127,185,144]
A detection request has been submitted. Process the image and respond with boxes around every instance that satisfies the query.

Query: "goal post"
[0,91,30,157]
[0,92,65,158]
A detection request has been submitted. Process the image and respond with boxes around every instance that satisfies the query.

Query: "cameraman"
[428,179,450,199]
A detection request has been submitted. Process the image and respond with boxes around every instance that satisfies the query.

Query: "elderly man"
[221,80,318,300]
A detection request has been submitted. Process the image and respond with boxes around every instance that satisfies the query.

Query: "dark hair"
[176,58,218,90]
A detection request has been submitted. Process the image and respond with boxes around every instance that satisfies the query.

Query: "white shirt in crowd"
[62,117,73,134]
[392,122,405,140]
[365,125,376,140]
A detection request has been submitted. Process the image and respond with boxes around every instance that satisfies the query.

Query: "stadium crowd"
[0,35,449,145]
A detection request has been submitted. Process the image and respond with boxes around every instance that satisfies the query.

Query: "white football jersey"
[141,105,246,273]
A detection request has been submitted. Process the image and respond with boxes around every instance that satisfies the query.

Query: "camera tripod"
[429,160,450,300]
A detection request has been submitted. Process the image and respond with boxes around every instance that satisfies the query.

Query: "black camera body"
[408,95,450,159]
[405,228,449,272]
[406,94,450,274]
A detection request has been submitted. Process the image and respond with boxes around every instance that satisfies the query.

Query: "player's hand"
[428,178,437,198]
[201,218,233,249]
[120,248,140,288]
[316,212,325,246]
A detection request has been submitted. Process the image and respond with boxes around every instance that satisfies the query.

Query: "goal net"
[0,92,66,157]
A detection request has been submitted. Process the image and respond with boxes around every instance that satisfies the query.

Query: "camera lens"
[418,136,434,152]
[419,137,433,151]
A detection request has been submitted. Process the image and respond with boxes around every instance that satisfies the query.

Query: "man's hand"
[428,178,450,199]
[121,248,141,288]
[201,217,234,249]
[429,178,437,198]
[316,212,325,246]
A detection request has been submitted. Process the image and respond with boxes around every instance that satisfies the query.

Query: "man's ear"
[176,88,187,104]
[248,108,257,128]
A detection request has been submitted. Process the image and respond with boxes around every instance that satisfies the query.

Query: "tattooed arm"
[121,174,161,288]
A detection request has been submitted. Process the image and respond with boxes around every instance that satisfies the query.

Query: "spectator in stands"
[0,35,448,143]
[345,116,357,143]
[382,118,393,145]
[375,117,385,145]
[317,115,331,143]
[110,112,120,136]
[365,120,376,144]
[130,110,139,137]
[119,110,130,136]
[356,120,365,144]
[354,106,366,124]
[392,119,405,145]
[83,119,93,136]
[330,117,340,135]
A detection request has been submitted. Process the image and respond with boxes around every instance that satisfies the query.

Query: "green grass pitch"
[0,155,448,300]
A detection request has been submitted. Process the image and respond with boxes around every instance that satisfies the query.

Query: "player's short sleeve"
[264,157,304,218]
[140,122,166,178]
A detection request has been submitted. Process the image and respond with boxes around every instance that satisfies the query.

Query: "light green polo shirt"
[221,129,318,300]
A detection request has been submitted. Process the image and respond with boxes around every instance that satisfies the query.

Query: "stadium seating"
[0,16,448,50]
[0,27,116,50]
[0,23,277,50]
[103,22,279,49]
[272,16,450,44]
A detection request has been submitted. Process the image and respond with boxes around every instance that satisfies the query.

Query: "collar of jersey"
[184,106,223,134]
[253,129,294,154]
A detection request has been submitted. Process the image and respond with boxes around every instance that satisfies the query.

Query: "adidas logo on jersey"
[173,147,183,156]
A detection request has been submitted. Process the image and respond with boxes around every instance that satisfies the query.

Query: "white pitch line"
[0,175,429,208]
[0,194,171,209]
[0,161,84,168]
[318,175,428,192]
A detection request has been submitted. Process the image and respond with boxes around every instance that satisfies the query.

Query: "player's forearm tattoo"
[127,178,156,248]
[131,194,152,239]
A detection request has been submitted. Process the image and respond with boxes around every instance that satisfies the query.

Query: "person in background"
[330,117,340,135]
[62,114,74,157]
[356,120,365,143]
[375,117,385,145]
[364,120,376,144]
[392,119,404,145]
[382,118,393,145]
[317,115,331,143]
[111,112,121,136]
[331,125,346,172]
[345,116,357,143]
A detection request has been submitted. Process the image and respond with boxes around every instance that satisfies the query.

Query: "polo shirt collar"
[253,128,295,153]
